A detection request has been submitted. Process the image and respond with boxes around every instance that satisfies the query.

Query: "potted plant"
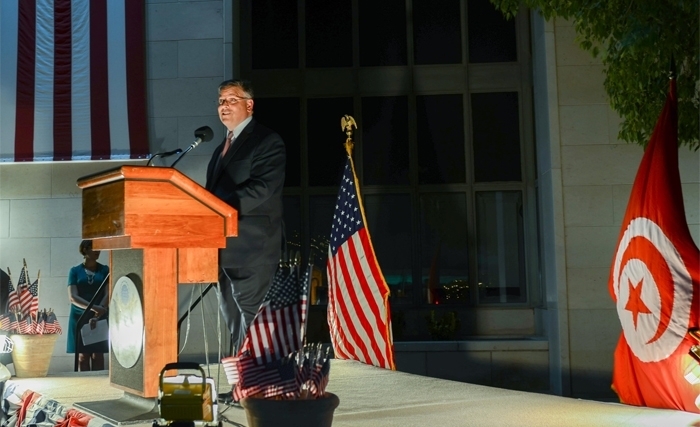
[0,260,62,378]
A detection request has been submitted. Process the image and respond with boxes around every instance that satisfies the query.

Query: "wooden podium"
[77,166,237,398]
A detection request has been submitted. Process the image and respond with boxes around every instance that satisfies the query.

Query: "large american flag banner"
[327,153,395,370]
[0,0,149,162]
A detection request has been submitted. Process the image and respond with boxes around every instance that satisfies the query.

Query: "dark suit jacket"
[205,119,286,268]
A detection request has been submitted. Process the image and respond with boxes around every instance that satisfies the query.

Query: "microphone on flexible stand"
[146,148,184,166]
[170,126,214,168]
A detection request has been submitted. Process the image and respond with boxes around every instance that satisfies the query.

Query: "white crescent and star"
[612,217,692,363]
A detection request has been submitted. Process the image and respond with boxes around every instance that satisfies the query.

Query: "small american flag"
[43,311,62,335]
[0,312,20,333]
[8,312,19,333]
[326,156,395,370]
[239,262,310,365]
[298,345,331,398]
[29,279,39,317]
[16,264,30,316]
[17,316,32,334]
[16,264,27,289]
[308,358,330,398]
[0,314,11,331]
[19,278,39,319]
[233,354,300,400]
[34,312,46,335]
[221,355,239,385]
[6,274,20,313]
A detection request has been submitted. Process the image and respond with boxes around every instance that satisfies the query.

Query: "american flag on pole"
[0,0,149,162]
[327,152,395,370]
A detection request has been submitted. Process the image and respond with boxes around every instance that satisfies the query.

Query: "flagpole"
[332,114,397,370]
[35,269,41,321]
[340,114,369,225]
[340,114,370,242]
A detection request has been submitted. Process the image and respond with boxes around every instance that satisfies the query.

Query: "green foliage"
[425,310,460,341]
[490,0,699,150]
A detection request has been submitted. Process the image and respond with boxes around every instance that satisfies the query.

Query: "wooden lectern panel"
[178,248,218,283]
[78,166,236,398]
[79,165,237,247]
[141,248,178,398]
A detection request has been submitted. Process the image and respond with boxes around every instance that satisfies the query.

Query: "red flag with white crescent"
[609,77,700,411]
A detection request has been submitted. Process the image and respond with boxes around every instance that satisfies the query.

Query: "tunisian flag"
[609,77,700,411]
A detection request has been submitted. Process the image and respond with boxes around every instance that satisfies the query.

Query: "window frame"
[235,0,541,315]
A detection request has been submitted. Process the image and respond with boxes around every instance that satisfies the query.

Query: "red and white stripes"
[327,229,394,369]
[326,155,395,371]
[246,301,304,365]
[0,0,149,162]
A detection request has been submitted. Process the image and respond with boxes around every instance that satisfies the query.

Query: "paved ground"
[7,360,700,426]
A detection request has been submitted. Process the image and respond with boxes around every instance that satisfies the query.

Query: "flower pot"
[240,393,340,427]
[10,334,59,378]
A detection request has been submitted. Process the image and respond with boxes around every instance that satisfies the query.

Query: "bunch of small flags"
[0,260,61,335]
[223,343,331,401]
[297,344,331,399]
[0,309,62,335]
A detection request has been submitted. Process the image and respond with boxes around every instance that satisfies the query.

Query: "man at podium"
[205,79,286,354]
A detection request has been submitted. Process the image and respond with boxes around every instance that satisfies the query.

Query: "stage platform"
[4,359,699,426]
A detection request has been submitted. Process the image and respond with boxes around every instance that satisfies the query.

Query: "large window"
[238,0,538,338]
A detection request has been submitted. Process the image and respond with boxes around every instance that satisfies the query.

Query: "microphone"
[146,148,184,166]
[194,126,214,146]
[171,126,214,168]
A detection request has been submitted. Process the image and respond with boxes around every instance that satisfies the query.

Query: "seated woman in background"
[67,240,109,371]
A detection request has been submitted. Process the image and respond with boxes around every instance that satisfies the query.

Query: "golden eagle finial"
[341,115,357,137]
[341,115,357,153]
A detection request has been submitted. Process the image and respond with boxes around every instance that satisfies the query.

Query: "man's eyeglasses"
[218,97,251,107]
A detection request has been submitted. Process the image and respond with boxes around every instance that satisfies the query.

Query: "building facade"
[0,0,697,400]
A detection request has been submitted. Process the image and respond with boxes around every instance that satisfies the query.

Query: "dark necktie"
[221,131,233,157]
